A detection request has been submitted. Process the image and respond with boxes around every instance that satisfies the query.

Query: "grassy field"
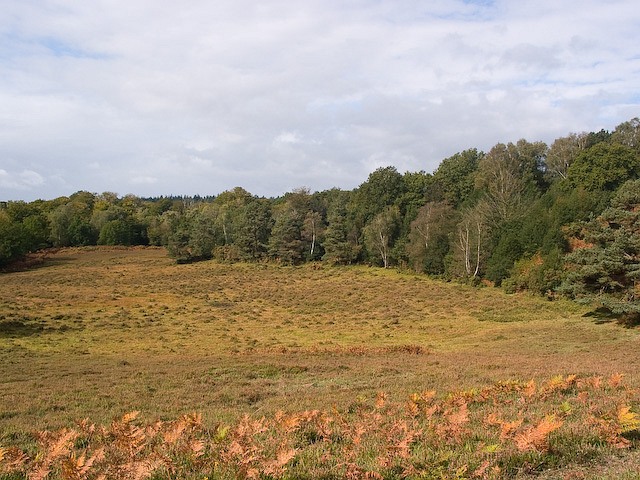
[1,247,639,479]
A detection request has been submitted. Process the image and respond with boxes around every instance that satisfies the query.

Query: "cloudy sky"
[1,0,639,201]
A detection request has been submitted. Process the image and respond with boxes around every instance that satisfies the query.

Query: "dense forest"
[2,118,639,319]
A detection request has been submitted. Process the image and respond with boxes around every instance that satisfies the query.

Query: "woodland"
[1,117,639,320]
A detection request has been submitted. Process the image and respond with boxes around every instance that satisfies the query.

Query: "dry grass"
[1,247,639,478]
[1,374,639,479]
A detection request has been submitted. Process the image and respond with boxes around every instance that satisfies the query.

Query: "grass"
[1,246,639,478]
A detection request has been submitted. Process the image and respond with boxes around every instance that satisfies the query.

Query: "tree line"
[1,118,639,319]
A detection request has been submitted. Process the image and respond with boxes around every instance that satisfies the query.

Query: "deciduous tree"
[407,201,457,274]
[545,133,589,181]
[451,203,487,279]
[431,149,482,208]
[567,143,640,192]
[363,206,400,268]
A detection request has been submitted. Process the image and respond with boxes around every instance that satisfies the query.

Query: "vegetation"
[1,118,639,318]
[2,374,639,479]
[559,179,640,322]
[1,118,640,477]
[1,248,640,478]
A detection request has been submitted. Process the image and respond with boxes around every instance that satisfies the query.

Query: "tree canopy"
[2,117,639,320]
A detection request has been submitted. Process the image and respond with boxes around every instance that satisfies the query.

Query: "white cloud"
[273,132,302,145]
[130,175,157,185]
[187,156,213,169]
[0,0,639,200]
[0,168,45,190]
[20,170,45,187]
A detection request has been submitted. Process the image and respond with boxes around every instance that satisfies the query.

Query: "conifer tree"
[560,179,640,321]
[322,204,357,265]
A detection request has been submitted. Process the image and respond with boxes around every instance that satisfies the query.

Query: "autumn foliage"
[1,373,638,479]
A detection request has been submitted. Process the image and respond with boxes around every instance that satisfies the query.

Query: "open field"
[1,247,640,478]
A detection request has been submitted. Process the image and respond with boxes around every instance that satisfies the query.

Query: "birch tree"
[454,204,486,278]
[407,201,456,274]
[302,211,323,260]
[475,140,547,226]
[546,133,589,181]
[363,206,400,268]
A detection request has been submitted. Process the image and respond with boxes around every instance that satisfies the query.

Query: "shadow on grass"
[623,429,640,443]
[0,248,78,273]
[0,320,45,338]
[583,307,640,328]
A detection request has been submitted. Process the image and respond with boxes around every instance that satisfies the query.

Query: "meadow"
[1,247,639,479]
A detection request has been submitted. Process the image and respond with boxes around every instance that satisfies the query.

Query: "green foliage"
[431,149,482,208]
[165,212,193,262]
[3,117,640,309]
[407,202,457,275]
[475,140,546,227]
[68,218,97,246]
[93,203,147,247]
[0,201,52,266]
[98,219,130,245]
[560,179,640,320]
[0,212,28,266]
[611,117,640,147]
[48,203,78,247]
[322,202,358,265]
[3,202,50,254]
[422,233,451,275]
[353,166,406,224]
[518,197,554,255]
[268,206,304,265]
[235,197,272,260]
[567,142,640,191]
[146,212,173,246]
[485,222,524,286]
[165,205,221,262]
[545,133,589,182]
[363,205,401,268]
[302,210,324,261]
[397,171,431,219]
[21,213,50,251]
[269,189,325,263]
[503,249,565,295]
[447,203,486,279]
[547,185,611,229]
[584,128,613,148]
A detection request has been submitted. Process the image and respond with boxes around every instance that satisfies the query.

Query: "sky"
[1,0,639,201]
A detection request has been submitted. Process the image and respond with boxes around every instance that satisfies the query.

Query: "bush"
[503,249,564,296]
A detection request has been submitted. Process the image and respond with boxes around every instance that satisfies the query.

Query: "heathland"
[1,247,640,479]
[3,119,640,326]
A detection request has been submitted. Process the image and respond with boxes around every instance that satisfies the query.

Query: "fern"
[514,415,563,452]
[618,406,640,434]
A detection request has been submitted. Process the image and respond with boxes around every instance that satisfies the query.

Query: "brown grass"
[1,373,639,479]
[1,247,640,478]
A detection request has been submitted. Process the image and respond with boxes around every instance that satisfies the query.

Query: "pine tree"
[268,208,304,265]
[560,179,640,322]
[322,204,356,265]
